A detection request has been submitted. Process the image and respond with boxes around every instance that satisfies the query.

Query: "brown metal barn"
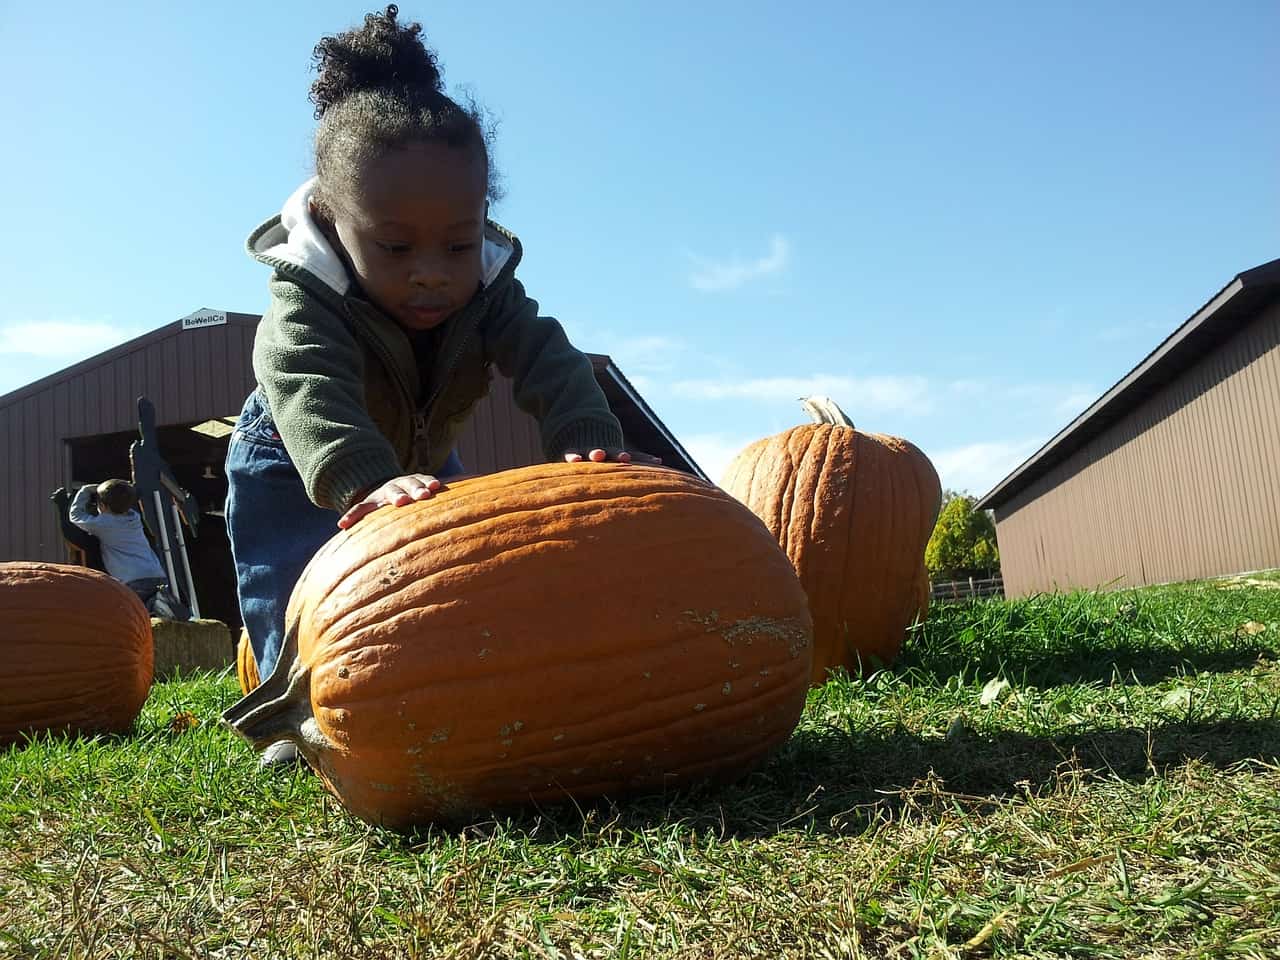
[0,308,704,628]
[977,258,1280,597]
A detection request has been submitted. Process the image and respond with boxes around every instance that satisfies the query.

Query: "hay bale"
[150,618,233,680]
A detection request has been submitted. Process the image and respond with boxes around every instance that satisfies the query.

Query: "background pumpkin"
[236,628,260,695]
[224,462,814,829]
[0,562,153,744]
[721,397,941,682]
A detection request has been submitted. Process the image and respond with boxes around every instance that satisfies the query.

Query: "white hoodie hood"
[250,178,515,297]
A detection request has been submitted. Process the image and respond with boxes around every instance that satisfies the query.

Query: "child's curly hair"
[310,5,500,215]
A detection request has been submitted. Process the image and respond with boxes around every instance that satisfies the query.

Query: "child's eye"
[376,241,410,255]
[449,242,477,254]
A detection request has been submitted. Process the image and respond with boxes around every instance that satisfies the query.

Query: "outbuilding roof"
[976,257,1280,511]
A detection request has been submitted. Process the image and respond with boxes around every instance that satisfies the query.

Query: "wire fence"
[929,574,1005,602]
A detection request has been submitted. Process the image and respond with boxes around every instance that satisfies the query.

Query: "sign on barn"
[180,308,228,331]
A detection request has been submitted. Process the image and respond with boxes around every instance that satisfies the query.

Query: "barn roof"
[976,257,1280,511]
[0,309,706,479]
[0,311,259,410]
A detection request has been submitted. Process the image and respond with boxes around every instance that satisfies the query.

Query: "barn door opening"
[67,420,240,631]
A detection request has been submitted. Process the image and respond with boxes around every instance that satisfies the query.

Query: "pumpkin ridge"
[767,433,791,554]
[1,613,150,633]
[366,706,803,798]
[816,427,851,678]
[507,734,793,799]
[0,633,148,650]
[794,426,829,671]
[727,438,766,521]
[789,429,817,562]
[878,436,901,650]
[312,603,809,712]
[314,631,808,721]
[427,724,799,789]
[291,466,705,620]
[808,424,839,665]
[850,434,877,645]
[334,682,805,776]
[301,492,774,655]
[0,694,123,714]
[314,473,729,577]
[1,597,150,618]
[315,608,805,692]
[0,672,143,690]
[374,466,703,532]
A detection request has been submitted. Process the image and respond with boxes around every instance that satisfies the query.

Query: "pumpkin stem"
[799,396,854,428]
[222,662,314,749]
[221,621,323,752]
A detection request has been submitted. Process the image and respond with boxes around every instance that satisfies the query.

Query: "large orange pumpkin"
[721,398,940,682]
[236,628,260,695]
[224,462,813,828]
[0,562,153,744]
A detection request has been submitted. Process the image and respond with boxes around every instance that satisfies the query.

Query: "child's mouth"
[404,303,450,325]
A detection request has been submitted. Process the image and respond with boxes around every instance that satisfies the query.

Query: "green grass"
[3,575,1279,958]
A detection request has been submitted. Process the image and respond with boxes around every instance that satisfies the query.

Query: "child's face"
[327,140,488,331]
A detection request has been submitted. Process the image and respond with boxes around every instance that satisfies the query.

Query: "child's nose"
[408,256,450,289]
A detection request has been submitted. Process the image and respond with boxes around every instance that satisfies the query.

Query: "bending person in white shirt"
[69,479,170,603]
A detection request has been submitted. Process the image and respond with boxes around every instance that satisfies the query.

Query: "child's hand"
[563,448,662,465]
[338,474,441,530]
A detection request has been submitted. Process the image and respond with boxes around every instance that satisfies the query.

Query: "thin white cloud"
[1004,382,1099,418]
[689,235,790,292]
[1094,325,1140,344]
[927,439,1041,498]
[1054,389,1099,418]
[570,327,687,377]
[609,335,685,374]
[679,432,758,486]
[672,374,933,416]
[948,378,986,396]
[0,320,131,358]
[1094,319,1170,343]
[672,374,1092,421]
[952,380,1099,420]
[687,427,1044,498]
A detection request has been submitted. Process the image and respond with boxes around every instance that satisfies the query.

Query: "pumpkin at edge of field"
[720,397,941,682]
[224,461,815,829]
[0,561,153,744]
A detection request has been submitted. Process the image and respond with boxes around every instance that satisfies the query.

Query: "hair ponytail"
[310,5,501,209]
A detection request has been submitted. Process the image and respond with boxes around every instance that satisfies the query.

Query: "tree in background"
[925,491,1000,582]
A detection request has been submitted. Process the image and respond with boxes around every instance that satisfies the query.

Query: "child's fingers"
[337,474,442,529]
[337,501,378,529]
[614,448,661,464]
[397,475,440,501]
[563,448,659,464]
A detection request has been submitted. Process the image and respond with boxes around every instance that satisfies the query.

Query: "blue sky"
[2,1,1276,494]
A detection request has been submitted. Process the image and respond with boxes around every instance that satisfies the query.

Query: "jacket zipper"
[418,322,477,446]
[345,303,417,440]
[348,292,488,467]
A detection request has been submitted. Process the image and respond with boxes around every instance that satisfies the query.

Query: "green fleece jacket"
[245,180,623,513]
